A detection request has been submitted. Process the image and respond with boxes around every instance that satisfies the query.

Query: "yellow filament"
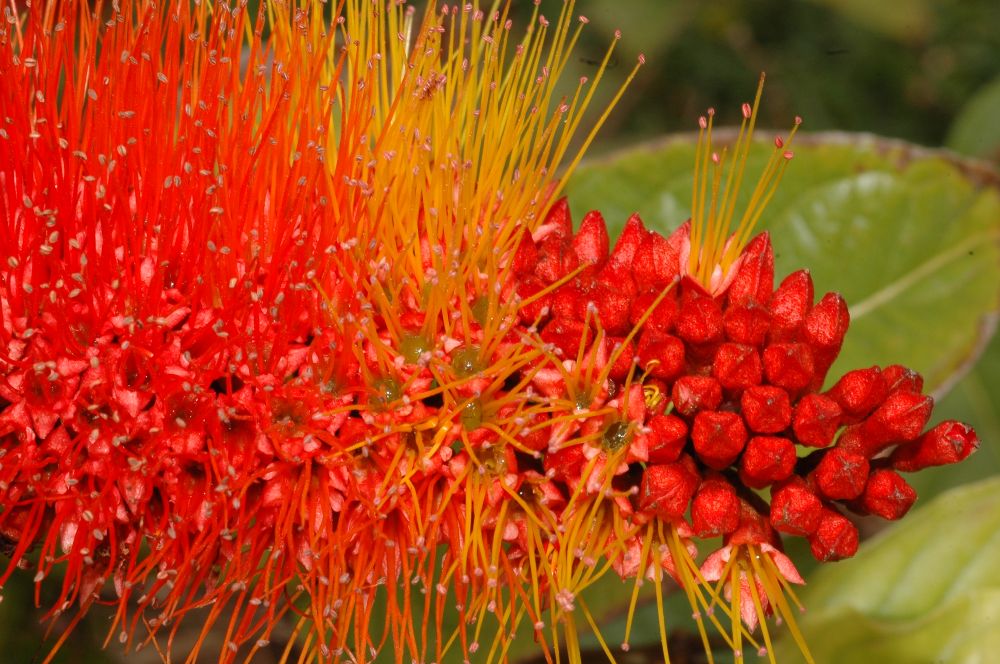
[687,73,802,290]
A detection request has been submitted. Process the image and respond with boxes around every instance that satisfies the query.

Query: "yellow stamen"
[687,73,802,291]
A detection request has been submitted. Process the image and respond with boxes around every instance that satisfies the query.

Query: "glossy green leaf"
[773,476,1000,663]
[567,132,1000,393]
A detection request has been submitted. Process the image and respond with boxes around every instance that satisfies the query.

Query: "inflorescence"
[0,2,978,664]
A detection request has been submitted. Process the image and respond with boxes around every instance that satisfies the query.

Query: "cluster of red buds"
[0,1,980,663]
[511,201,979,569]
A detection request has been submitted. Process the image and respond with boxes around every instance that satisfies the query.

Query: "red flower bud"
[692,410,748,470]
[631,289,678,333]
[770,479,823,536]
[813,447,869,500]
[539,317,586,358]
[671,375,723,417]
[741,385,792,434]
[511,230,540,277]
[826,367,888,423]
[592,281,634,335]
[542,197,573,239]
[571,210,609,267]
[723,303,770,347]
[608,213,648,273]
[727,499,777,548]
[792,393,842,447]
[712,342,763,391]
[803,292,849,382]
[768,269,813,341]
[632,230,682,290]
[861,469,917,520]
[739,435,796,489]
[645,413,688,464]
[763,342,815,392]
[809,506,859,561]
[535,234,579,285]
[881,364,924,394]
[515,276,552,324]
[691,476,740,537]
[891,420,979,472]
[676,285,724,346]
[551,282,589,322]
[637,333,685,381]
[638,459,700,521]
[727,232,774,307]
[605,337,636,382]
[857,391,934,454]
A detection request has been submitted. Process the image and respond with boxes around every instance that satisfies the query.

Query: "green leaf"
[773,476,1000,663]
[947,74,1000,162]
[567,132,1000,393]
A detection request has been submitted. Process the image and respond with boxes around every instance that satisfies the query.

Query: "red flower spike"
[712,342,764,391]
[723,303,771,346]
[671,375,723,417]
[741,385,792,434]
[763,342,816,392]
[645,413,689,464]
[571,210,610,267]
[826,367,889,423]
[770,479,823,536]
[792,393,843,447]
[691,476,741,537]
[2,11,982,659]
[692,410,748,470]
[813,447,870,500]
[861,469,917,520]
[638,458,701,521]
[727,232,774,307]
[740,436,797,489]
[675,285,725,346]
[768,270,814,341]
[809,507,860,562]
[892,420,980,472]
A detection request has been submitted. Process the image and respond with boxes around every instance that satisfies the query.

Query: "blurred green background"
[539,0,1000,160]
[3,0,999,662]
